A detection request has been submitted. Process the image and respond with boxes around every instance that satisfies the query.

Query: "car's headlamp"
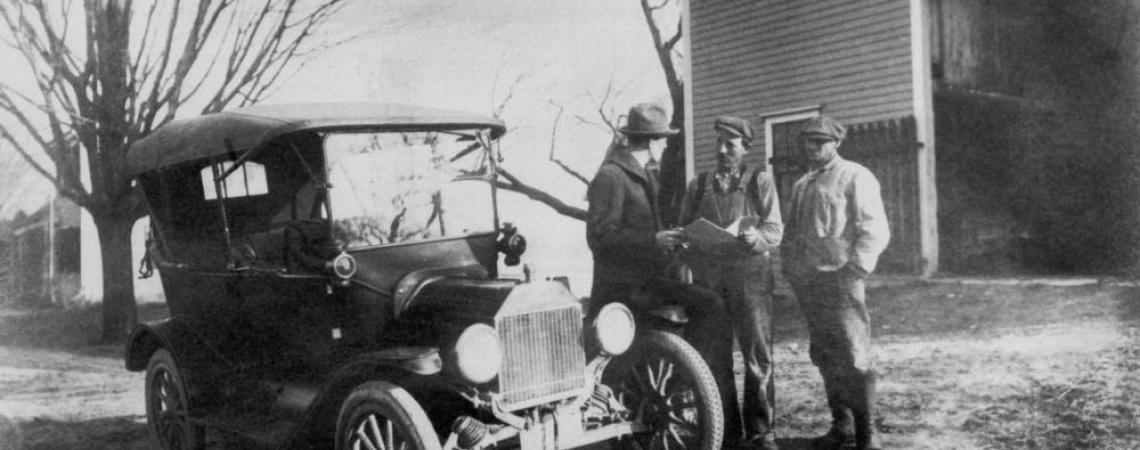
[454,324,502,384]
[594,302,635,355]
[328,252,357,279]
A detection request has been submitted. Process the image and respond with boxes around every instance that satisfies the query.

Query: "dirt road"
[1,280,1137,449]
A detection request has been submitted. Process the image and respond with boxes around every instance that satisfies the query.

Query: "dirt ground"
[0,279,1137,450]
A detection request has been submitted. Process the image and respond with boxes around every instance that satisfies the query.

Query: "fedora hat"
[620,103,679,137]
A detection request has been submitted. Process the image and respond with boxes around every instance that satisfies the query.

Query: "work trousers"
[791,270,878,439]
[692,256,776,442]
[589,277,735,421]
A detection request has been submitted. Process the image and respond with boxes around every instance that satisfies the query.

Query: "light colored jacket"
[782,157,890,280]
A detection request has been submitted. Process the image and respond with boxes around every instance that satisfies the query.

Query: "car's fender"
[286,347,445,448]
[124,318,201,372]
[124,317,235,407]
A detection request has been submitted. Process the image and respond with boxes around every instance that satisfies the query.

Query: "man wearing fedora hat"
[679,115,784,450]
[782,115,890,450]
[586,103,734,433]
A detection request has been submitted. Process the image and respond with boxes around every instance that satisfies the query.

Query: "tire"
[145,348,204,450]
[604,330,724,450]
[336,381,441,450]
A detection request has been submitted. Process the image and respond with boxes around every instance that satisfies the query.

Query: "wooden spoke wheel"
[605,330,724,450]
[145,349,204,450]
[336,381,441,450]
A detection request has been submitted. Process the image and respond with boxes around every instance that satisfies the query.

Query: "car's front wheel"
[336,381,441,450]
[145,348,204,450]
[604,330,724,450]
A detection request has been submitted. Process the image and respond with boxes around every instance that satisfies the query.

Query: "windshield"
[324,130,495,248]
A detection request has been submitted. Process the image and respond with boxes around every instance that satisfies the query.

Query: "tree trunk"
[95,213,138,343]
[658,90,687,228]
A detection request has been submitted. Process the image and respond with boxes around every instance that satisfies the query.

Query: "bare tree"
[640,0,686,227]
[491,82,624,222]
[488,0,685,224]
[0,0,346,341]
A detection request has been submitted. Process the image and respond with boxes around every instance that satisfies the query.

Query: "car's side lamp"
[496,223,527,267]
[327,252,357,285]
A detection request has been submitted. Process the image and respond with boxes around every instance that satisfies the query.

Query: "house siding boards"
[690,0,914,174]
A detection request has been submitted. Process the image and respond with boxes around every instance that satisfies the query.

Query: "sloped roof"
[0,160,80,232]
[0,157,55,222]
[127,103,506,175]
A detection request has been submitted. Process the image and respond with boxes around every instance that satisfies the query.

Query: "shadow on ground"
[772,280,1139,342]
[18,415,151,450]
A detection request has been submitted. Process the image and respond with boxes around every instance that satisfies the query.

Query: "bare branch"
[596,78,622,133]
[0,126,89,206]
[200,0,346,113]
[132,0,179,131]
[151,0,232,126]
[493,70,531,118]
[665,17,683,50]
[639,0,684,104]
[572,114,614,134]
[31,0,83,85]
[544,102,590,186]
[494,168,587,221]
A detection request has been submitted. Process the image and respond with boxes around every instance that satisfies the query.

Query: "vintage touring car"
[124,103,723,450]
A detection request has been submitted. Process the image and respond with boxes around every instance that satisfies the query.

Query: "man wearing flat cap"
[586,103,733,420]
[679,115,784,450]
[782,115,890,450]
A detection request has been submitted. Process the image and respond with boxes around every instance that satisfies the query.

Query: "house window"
[201,161,269,200]
[763,107,820,208]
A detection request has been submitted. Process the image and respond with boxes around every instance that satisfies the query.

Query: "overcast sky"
[0,0,677,293]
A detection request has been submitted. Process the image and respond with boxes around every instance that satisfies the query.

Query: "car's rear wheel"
[604,330,724,450]
[336,381,441,450]
[145,348,204,450]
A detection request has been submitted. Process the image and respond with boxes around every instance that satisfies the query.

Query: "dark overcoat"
[586,148,667,287]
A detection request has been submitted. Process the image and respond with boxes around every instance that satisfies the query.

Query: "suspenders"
[694,166,763,220]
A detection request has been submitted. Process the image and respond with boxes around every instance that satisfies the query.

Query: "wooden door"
[767,118,813,217]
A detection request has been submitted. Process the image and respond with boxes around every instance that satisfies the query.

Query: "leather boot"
[811,372,854,450]
[851,372,881,450]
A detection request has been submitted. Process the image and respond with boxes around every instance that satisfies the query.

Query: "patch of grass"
[0,303,170,353]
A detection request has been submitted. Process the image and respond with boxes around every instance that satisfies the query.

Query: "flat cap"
[713,116,754,141]
[799,115,847,140]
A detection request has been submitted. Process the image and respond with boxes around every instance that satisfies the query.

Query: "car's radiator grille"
[496,304,586,410]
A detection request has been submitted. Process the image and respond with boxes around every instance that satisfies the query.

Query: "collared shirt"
[630,149,652,169]
[713,167,740,193]
[783,156,890,278]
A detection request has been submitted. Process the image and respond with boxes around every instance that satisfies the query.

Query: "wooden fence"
[841,116,922,274]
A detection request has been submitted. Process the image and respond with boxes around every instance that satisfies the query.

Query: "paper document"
[681,216,760,256]
[724,216,761,235]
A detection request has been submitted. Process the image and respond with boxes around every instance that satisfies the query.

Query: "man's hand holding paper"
[681,216,761,259]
